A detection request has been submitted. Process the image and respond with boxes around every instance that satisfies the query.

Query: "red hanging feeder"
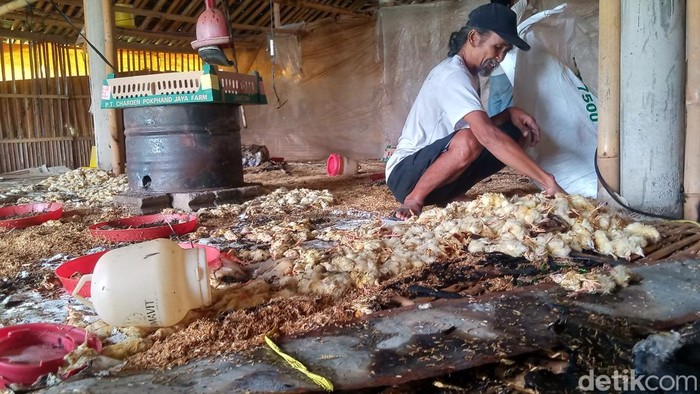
[191,0,235,66]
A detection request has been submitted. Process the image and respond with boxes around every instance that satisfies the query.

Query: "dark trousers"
[387,121,521,205]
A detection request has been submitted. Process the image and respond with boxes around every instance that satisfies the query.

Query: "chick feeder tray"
[0,323,102,388]
[0,202,63,229]
[56,242,223,298]
[101,65,267,212]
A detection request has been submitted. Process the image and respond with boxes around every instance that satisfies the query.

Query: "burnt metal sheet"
[123,103,243,193]
[46,259,700,393]
[281,286,562,390]
[46,286,563,393]
[47,352,320,394]
[568,259,700,329]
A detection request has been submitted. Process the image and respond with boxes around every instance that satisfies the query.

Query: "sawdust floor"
[2,160,700,390]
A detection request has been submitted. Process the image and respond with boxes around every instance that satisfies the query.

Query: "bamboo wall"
[0,39,202,174]
[0,41,92,173]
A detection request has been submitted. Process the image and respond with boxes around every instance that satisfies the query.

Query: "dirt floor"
[1,160,700,392]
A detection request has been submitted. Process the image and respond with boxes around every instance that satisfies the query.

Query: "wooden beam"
[273,2,281,28]
[114,27,274,47]
[114,5,303,35]
[0,27,74,45]
[116,4,195,24]
[5,10,82,30]
[116,35,267,53]
[0,0,40,17]
[273,0,372,20]
[28,0,301,35]
[116,41,195,54]
[118,2,303,35]
[137,0,168,30]
[115,27,195,42]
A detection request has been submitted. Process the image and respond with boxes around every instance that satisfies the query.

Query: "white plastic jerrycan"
[73,239,212,327]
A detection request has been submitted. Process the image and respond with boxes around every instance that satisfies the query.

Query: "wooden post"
[597,0,620,195]
[83,0,123,173]
[273,3,282,28]
[685,0,700,221]
[103,0,123,174]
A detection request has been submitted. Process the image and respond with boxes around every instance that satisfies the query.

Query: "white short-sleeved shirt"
[385,55,484,179]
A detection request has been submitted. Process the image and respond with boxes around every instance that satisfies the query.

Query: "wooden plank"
[3,11,81,33]
[158,0,201,36]
[77,51,91,137]
[153,51,160,71]
[280,3,301,25]
[51,43,65,138]
[274,0,371,19]
[642,233,700,262]
[145,50,152,72]
[688,239,700,254]
[34,43,48,138]
[60,45,72,137]
[240,1,272,27]
[137,0,169,30]
[70,47,85,135]
[0,44,7,139]
[1,145,7,172]
[60,45,77,138]
[6,42,17,139]
[17,41,32,140]
[2,137,76,143]
[7,143,15,172]
[41,42,57,138]
[150,0,185,41]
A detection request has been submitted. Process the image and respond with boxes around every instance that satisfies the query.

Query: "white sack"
[502,4,599,197]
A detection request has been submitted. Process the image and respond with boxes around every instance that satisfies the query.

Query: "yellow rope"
[264,335,334,392]
[671,219,700,227]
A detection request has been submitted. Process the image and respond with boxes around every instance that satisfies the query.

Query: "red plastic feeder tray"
[0,323,102,388]
[88,213,197,242]
[55,243,222,297]
[0,202,63,229]
[54,250,108,298]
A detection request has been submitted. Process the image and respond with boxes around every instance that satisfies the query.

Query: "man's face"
[472,32,513,77]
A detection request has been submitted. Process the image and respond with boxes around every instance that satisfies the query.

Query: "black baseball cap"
[468,3,530,51]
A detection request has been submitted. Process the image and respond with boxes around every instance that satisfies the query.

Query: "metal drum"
[123,103,243,193]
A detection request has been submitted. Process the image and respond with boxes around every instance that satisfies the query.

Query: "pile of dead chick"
[417,193,660,261]
[204,191,660,311]
[16,168,127,205]
[549,265,641,296]
[76,190,661,362]
[202,187,334,219]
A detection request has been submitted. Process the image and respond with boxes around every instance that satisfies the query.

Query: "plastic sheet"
[237,19,383,160]
[235,0,598,164]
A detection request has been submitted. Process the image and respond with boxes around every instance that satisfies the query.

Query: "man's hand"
[538,174,567,196]
[509,107,541,147]
[544,181,567,196]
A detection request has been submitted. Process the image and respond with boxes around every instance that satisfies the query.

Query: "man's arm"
[464,109,565,195]
[489,106,538,146]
